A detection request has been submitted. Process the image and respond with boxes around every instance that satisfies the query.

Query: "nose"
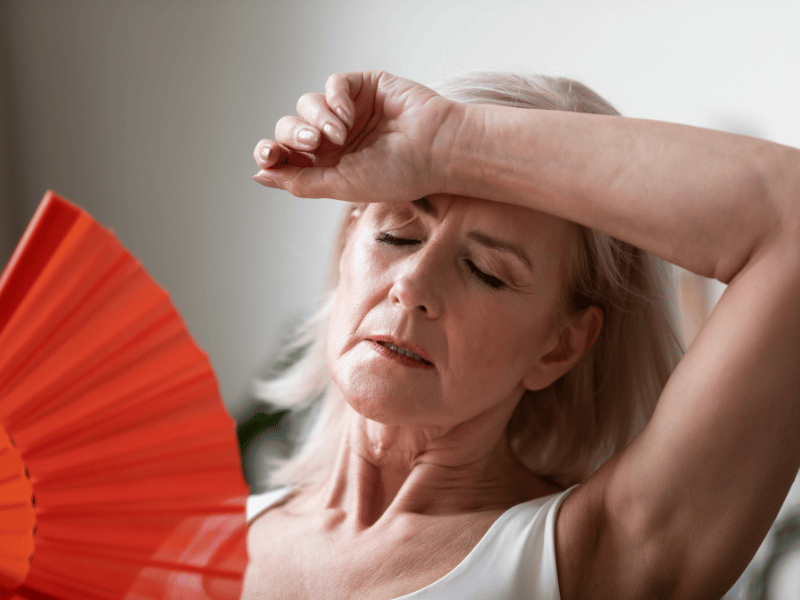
[389,250,443,318]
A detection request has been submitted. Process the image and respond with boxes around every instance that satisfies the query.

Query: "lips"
[367,336,434,367]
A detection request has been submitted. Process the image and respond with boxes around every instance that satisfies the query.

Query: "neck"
[318,399,548,528]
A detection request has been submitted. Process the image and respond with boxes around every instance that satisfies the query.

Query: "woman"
[247,71,800,599]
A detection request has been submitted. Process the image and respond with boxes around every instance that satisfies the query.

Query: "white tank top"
[247,485,576,600]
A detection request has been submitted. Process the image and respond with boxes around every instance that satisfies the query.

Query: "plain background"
[3,0,800,418]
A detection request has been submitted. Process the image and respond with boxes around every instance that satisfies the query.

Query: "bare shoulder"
[243,489,319,599]
[246,487,308,553]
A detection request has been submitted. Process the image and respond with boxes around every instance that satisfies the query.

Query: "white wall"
[3,0,799,418]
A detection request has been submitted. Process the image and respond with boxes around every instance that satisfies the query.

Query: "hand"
[252,71,458,202]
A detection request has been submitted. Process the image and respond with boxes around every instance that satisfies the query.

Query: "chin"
[327,349,448,427]
[345,400,397,424]
[332,378,442,428]
[339,386,417,425]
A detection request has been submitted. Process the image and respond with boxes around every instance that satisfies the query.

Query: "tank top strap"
[396,484,577,600]
[247,487,294,523]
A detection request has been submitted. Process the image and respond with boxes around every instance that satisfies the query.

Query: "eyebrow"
[409,199,533,270]
[466,231,533,269]
[412,198,438,217]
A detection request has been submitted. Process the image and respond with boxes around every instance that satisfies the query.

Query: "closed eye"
[376,232,420,246]
[378,232,505,289]
[465,259,505,289]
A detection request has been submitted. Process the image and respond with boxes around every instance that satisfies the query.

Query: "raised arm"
[253,71,800,599]
[453,98,800,599]
[444,104,797,283]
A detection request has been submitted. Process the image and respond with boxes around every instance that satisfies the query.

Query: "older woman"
[247,71,800,599]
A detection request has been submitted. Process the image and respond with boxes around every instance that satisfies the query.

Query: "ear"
[522,305,603,391]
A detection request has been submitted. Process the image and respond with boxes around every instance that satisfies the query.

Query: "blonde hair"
[254,73,684,488]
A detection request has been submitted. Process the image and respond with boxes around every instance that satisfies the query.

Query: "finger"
[252,165,330,199]
[254,139,284,169]
[253,138,315,170]
[296,93,348,145]
[275,115,322,151]
[325,73,363,128]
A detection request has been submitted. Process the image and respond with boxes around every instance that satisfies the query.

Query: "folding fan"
[0,191,249,599]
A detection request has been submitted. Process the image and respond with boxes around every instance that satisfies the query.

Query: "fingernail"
[336,106,353,127]
[297,128,319,145]
[259,145,273,162]
[323,123,345,145]
[253,173,276,188]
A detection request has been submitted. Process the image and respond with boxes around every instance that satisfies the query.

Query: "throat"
[317,398,553,529]
[325,438,416,528]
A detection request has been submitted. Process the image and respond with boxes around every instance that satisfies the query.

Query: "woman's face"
[327,195,578,428]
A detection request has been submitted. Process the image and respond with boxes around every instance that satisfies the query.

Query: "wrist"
[434,102,502,200]
[429,99,474,197]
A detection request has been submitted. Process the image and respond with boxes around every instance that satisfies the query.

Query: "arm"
[253,71,800,598]
[445,104,795,282]
[447,102,800,599]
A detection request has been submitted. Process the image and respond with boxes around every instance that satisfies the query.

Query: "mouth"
[368,338,434,367]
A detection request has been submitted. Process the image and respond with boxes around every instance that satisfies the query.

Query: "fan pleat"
[0,195,81,334]
[25,509,246,600]
[0,217,130,403]
[30,431,236,486]
[0,192,248,598]
[18,358,220,456]
[21,556,147,600]
[0,430,35,589]
[0,276,177,429]
[16,363,216,458]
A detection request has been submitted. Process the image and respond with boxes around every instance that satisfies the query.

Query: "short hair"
[254,73,684,489]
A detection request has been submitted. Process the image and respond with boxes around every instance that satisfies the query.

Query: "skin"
[243,196,599,599]
[325,196,600,503]
[250,71,800,599]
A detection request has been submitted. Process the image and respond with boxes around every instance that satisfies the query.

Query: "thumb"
[253,166,348,200]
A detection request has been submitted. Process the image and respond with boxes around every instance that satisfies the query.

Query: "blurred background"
[2,1,799,596]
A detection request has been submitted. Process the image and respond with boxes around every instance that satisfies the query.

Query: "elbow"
[714,143,800,284]
[759,142,800,237]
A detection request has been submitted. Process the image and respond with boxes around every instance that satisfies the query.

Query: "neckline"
[247,486,298,522]
[391,488,570,599]
[248,485,574,599]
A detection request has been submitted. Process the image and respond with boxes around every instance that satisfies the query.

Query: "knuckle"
[296,92,316,112]
[298,93,330,123]
[275,116,294,139]
[325,72,349,98]
[253,144,264,163]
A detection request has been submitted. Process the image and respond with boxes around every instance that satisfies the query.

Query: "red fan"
[0,191,249,599]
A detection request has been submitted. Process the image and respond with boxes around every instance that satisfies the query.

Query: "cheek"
[325,286,365,371]
[339,231,391,301]
[325,238,389,366]
[326,291,347,361]
[450,299,557,382]
[326,242,362,370]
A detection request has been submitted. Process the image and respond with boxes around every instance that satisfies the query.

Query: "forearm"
[443,103,798,281]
